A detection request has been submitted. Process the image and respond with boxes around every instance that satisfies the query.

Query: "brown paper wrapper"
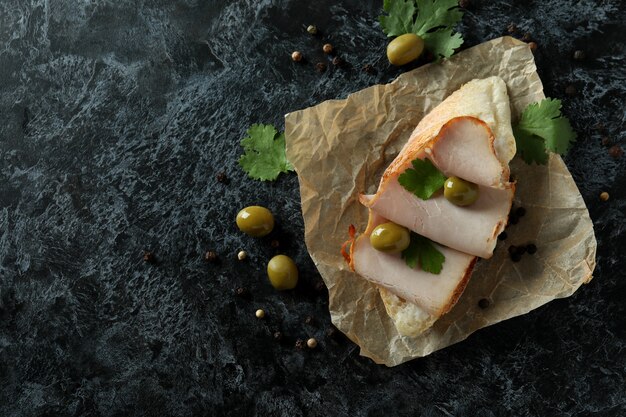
[284,36,597,366]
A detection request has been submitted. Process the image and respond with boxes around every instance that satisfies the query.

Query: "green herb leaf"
[380,0,464,58]
[401,232,445,274]
[238,124,293,181]
[398,158,447,200]
[513,98,577,165]
[422,28,464,59]
[512,128,549,165]
[380,0,416,37]
[411,0,464,35]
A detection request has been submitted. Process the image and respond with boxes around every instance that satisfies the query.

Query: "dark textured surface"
[1,0,625,416]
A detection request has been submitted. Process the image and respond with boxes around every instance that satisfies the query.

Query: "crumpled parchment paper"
[284,36,597,366]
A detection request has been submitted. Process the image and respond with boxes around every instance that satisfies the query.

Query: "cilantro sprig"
[380,0,464,59]
[513,98,577,165]
[238,124,293,181]
[401,232,445,274]
[398,158,446,199]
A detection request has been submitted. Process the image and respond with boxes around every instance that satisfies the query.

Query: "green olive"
[267,255,298,290]
[236,206,274,237]
[386,33,425,66]
[369,222,411,253]
[444,177,479,206]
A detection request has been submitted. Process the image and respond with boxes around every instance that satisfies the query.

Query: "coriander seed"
[291,51,303,62]
[255,309,265,319]
[307,25,317,35]
[322,43,333,54]
[600,191,609,201]
[306,338,318,349]
[237,250,247,261]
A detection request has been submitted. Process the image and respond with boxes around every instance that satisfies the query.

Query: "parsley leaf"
[380,0,416,37]
[238,124,293,181]
[380,0,464,59]
[411,0,464,35]
[422,28,464,59]
[401,232,445,274]
[513,98,577,165]
[398,158,446,200]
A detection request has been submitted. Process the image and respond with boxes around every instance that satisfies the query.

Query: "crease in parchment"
[284,36,597,366]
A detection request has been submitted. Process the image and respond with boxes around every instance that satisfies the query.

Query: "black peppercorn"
[516,207,526,217]
[270,239,280,249]
[305,315,314,325]
[143,250,155,263]
[273,331,283,341]
[498,231,508,241]
[363,64,376,74]
[325,327,338,339]
[565,84,577,97]
[608,145,623,158]
[295,339,306,350]
[573,50,586,61]
[511,252,522,262]
[508,245,518,255]
[601,137,611,146]
[216,172,228,183]
[332,56,344,67]
[235,287,250,298]
[526,243,537,254]
[507,23,517,33]
[478,298,490,309]
[205,251,218,262]
[315,62,327,73]
[509,216,519,225]
[459,0,470,8]
[517,246,527,255]
[314,280,326,292]
[522,33,532,42]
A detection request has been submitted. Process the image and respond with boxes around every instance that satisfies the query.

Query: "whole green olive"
[236,206,274,237]
[386,33,425,66]
[369,222,411,253]
[267,255,298,290]
[444,177,480,206]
